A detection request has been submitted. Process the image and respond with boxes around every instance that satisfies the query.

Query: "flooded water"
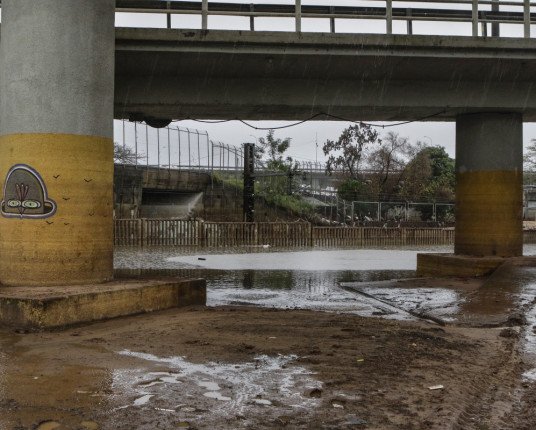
[115,246,448,318]
[115,245,536,320]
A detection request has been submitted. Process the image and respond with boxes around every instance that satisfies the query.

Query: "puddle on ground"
[113,350,321,428]
[114,246,534,323]
[166,249,424,271]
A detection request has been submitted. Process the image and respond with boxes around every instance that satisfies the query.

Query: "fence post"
[202,0,208,30]
[140,218,146,247]
[330,6,335,33]
[406,8,413,35]
[472,0,479,36]
[524,0,531,38]
[250,3,255,31]
[198,220,205,248]
[295,0,302,32]
[166,1,171,28]
[386,0,393,35]
[492,0,500,37]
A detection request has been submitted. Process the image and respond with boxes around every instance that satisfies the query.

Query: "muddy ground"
[0,304,533,430]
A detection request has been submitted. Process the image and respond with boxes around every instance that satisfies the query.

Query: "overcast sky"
[115,0,536,161]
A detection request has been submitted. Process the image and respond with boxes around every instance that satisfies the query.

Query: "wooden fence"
[312,226,455,247]
[115,219,536,248]
[203,222,311,247]
[115,219,460,247]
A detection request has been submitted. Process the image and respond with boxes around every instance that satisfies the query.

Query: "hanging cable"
[182,109,447,131]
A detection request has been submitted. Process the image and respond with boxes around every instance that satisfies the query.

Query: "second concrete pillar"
[455,113,523,257]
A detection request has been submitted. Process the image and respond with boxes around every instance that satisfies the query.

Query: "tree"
[114,142,145,165]
[255,130,299,196]
[366,132,414,198]
[256,130,294,171]
[322,123,381,179]
[399,145,455,202]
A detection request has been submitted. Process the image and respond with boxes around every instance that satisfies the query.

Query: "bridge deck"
[115,28,536,122]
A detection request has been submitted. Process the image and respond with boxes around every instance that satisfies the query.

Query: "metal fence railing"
[117,119,244,172]
[116,120,342,176]
[115,0,536,38]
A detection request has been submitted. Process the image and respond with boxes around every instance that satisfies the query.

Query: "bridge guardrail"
[115,0,536,38]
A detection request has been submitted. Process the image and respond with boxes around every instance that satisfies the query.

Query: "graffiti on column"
[1,164,57,219]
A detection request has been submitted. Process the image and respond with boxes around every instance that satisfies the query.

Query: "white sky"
[112,1,536,160]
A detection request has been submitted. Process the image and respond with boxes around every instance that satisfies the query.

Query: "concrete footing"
[0,278,206,330]
[417,253,536,278]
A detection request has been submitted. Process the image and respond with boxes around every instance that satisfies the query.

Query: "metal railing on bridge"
[116,0,536,38]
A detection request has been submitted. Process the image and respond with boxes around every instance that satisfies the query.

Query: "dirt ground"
[0,305,532,430]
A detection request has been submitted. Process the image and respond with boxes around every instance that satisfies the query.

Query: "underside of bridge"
[114,28,536,122]
[1,5,535,287]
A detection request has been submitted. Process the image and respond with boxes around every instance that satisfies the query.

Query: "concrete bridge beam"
[0,0,116,286]
[455,113,523,257]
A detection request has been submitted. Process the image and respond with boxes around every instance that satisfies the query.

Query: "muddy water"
[114,245,536,319]
[115,246,441,317]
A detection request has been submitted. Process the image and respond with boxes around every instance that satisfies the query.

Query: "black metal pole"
[243,143,255,223]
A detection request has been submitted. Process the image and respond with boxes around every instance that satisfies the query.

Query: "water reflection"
[116,268,414,292]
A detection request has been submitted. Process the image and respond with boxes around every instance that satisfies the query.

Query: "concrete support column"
[455,113,523,257]
[0,0,115,286]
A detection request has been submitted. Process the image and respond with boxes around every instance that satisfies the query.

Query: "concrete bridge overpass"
[1,0,536,286]
[115,28,536,122]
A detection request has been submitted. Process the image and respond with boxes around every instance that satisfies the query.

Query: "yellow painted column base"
[0,134,113,286]
[455,170,522,257]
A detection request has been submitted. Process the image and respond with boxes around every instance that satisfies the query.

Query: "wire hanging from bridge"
[184,109,448,131]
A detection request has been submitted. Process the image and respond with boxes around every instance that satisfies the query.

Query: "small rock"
[343,415,367,426]
[507,313,526,326]
[80,421,99,430]
[499,328,519,338]
[305,388,322,398]
[178,406,196,413]
[35,422,61,430]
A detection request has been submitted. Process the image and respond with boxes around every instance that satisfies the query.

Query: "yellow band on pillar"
[0,133,113,287]
[455,170,523,257]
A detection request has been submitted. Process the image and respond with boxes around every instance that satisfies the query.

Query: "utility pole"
[243,143,255,222]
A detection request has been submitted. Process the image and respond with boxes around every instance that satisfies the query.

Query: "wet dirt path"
[0,306,526,429]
